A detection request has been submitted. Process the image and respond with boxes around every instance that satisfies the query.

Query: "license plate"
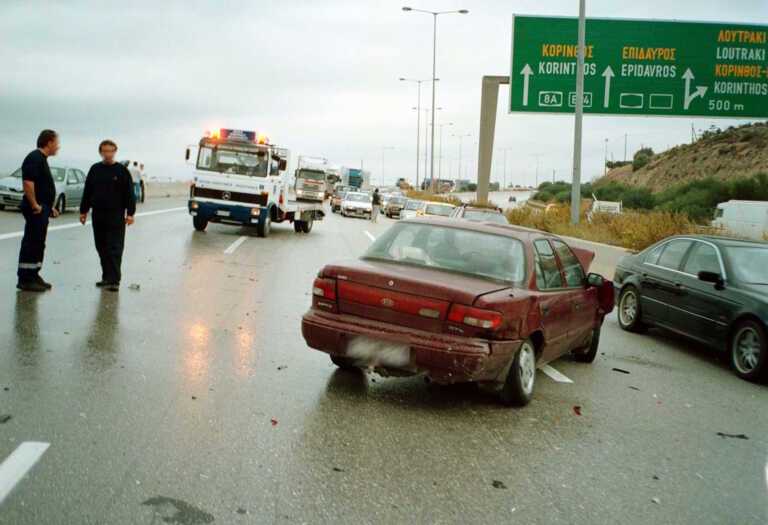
[216,210,230,217]
[346,337,410,367]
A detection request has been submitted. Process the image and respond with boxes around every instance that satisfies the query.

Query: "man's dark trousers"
[92,209,126,284]
[17,204,50,282]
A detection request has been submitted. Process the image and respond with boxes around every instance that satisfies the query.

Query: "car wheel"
[572,325,601,363]
[0,204,5,210]
[617,285,645,332]
[293,221,302,233]
[55,195,65,214]
[330,355,358,371]
[300,218,313,233]
[257,214,271,237]
[193,216,207,231]
[500,339,536,406]
[730,319,767,382]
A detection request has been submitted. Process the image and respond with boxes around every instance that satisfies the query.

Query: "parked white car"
[712,200,768,240]
[0,166,86,213]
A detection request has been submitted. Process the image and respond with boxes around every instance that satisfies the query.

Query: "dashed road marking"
[540,364,574,384]
[224,236,247,255]
[0,206,187,241]
[0,441,50,505]
[364,231,376,242]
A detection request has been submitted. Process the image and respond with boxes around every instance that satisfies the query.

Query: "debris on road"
[277,365,287,371]
[652,475,660,480]
[192,396,197,400]
[651,497,661,504]
[270,419,278,426]
[611,367,630,374]
[492,480,507,489]
[129,283,140,291]
[332,467,345,472]
[142,496,214,524]
[237,507,247,515]
[628,386,641,391]
[716,432,749,440]
[3,387,9,391]
[0,415,12,424]
[573,405,582,416]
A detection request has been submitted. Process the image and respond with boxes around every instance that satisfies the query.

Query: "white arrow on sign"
[602,66,615,108]
[520,64,533,106]
[682,68,708,110]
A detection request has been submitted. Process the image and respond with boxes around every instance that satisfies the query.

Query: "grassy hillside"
[603,122,768,192]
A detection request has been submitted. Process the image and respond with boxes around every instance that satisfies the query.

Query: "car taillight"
[447,304,502,329]
[312,278,336,300]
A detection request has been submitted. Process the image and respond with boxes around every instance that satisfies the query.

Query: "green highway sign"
[509,16,768,118]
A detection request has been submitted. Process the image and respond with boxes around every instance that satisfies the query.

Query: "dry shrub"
[406,191,463,206]
[466,199,501,210]
[506,205,701,251]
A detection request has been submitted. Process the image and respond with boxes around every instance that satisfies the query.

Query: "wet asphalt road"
[0,200,766,525]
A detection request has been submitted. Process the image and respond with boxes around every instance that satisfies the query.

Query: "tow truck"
[186,128,324,236]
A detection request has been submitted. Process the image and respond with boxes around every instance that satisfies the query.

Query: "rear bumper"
[301,309,521,384]
[342,207,371,217]
[0,192,23,208]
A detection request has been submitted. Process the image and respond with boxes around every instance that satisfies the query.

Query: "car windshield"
[724,245,768,284]
[298,169,325,180]
[363,222,526,284]
[390,197,406,205]
[463,209,507,223]
[49,168,66,182]
[425,204,454,216]
[404,200,424,211]
[196,145,271,177]
[346,193,369,202]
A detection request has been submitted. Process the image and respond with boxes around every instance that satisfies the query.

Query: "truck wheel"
[140,182,146,203]
[300,218,313,233]
[193,216,208,231]
[257,214,271,237]
[294,221,302,233]
[499,339,536,406]
[0,204,5,210]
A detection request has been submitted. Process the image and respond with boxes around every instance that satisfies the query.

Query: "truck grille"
[193,187,267,206]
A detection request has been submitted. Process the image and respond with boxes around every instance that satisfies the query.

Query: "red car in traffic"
[301,218,614,405]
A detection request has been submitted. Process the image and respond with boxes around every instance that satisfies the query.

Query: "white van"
[712,200,768,241]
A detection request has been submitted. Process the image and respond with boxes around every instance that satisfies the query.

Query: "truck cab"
[187,128,293,237]
[294,156,328,203]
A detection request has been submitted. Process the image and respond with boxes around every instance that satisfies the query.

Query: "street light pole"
[452,132,471,181]
[400,78,434,189]
[603,138,609,176]
[402,6,468,193]
[439,122,453,180]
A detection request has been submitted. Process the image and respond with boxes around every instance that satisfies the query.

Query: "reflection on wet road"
[0,200,766,524]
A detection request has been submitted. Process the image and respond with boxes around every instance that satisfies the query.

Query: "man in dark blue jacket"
[17,129,60,292]
[79,140,136,292]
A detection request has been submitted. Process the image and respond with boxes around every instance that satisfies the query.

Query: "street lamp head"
[458,9,469,14]
[399,77,406,81]
[402,6,412,11]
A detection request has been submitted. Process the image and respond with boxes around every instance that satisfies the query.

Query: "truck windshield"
[298,170,325,181]
[197,145,270,177]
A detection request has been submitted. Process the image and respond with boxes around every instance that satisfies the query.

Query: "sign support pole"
[570,0,586,225]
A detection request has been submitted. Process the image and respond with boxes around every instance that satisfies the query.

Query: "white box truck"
[712,200,768,241]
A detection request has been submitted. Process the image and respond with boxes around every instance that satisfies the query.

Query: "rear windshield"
[363,222,526,284]
[463,209,507,223]
[390,197,406,205]
[405,200,424,210]
[346,193,370,202]
[724,245,768,284]
[425,204,454,216]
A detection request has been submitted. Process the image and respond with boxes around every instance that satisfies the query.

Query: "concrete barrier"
[145,181,189,200]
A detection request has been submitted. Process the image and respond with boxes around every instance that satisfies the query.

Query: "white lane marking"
[223,236,247,255]
[0,441,50,505]
[364,231,376,243]
[0,206,187,241]
[539,364,574,384]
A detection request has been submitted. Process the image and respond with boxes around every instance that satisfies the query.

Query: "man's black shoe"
[17,280,47,292]
[35,276,52,289]
[106,283,120,292]
[96,281,107,287]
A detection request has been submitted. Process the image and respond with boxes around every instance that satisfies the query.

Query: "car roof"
[666,234,768,248]
[424,201,455,207]
[400,216,554,241]
[461,206,502,213]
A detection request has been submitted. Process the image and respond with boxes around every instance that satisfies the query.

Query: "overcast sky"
[1,0,766,187]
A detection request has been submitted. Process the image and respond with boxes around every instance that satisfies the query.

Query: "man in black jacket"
[17,129,60,292]
[79,140,136,291]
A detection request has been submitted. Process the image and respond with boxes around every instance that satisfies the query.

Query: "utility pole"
[438,122,453,181]
[624,133,628,161]
[570,0,586,225]
[535,156,541,187]
[604,138,609,176]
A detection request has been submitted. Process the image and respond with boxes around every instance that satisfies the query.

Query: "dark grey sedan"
[0,166,86,213]
[614,235,768,382]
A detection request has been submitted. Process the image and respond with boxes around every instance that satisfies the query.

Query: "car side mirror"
[185,148,191,161]
[586,272,604,288]
[698,271,725,290]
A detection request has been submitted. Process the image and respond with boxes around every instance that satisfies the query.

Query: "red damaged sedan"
[301,218,614,405]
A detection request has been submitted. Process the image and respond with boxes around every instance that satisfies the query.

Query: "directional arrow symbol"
[683,68,708,110]
[602,66,614,108]
[520,64,533,106]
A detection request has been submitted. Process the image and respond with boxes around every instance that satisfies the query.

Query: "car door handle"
[674,282,686,295]
[573,300,581,310]
[541,305,549,316]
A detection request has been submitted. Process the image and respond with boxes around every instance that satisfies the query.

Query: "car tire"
[572,325,601,363]
[0,204,5,210]
[55,195,65,214]
[617,285,646,332]
[330,355,358,371]
[293,221,302,233]
[730,319,767,382]
[300,218,313,233]
[193,216,208,231]
[140,182,146,203]
[499,338,536,406]
[257,213,271,237]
